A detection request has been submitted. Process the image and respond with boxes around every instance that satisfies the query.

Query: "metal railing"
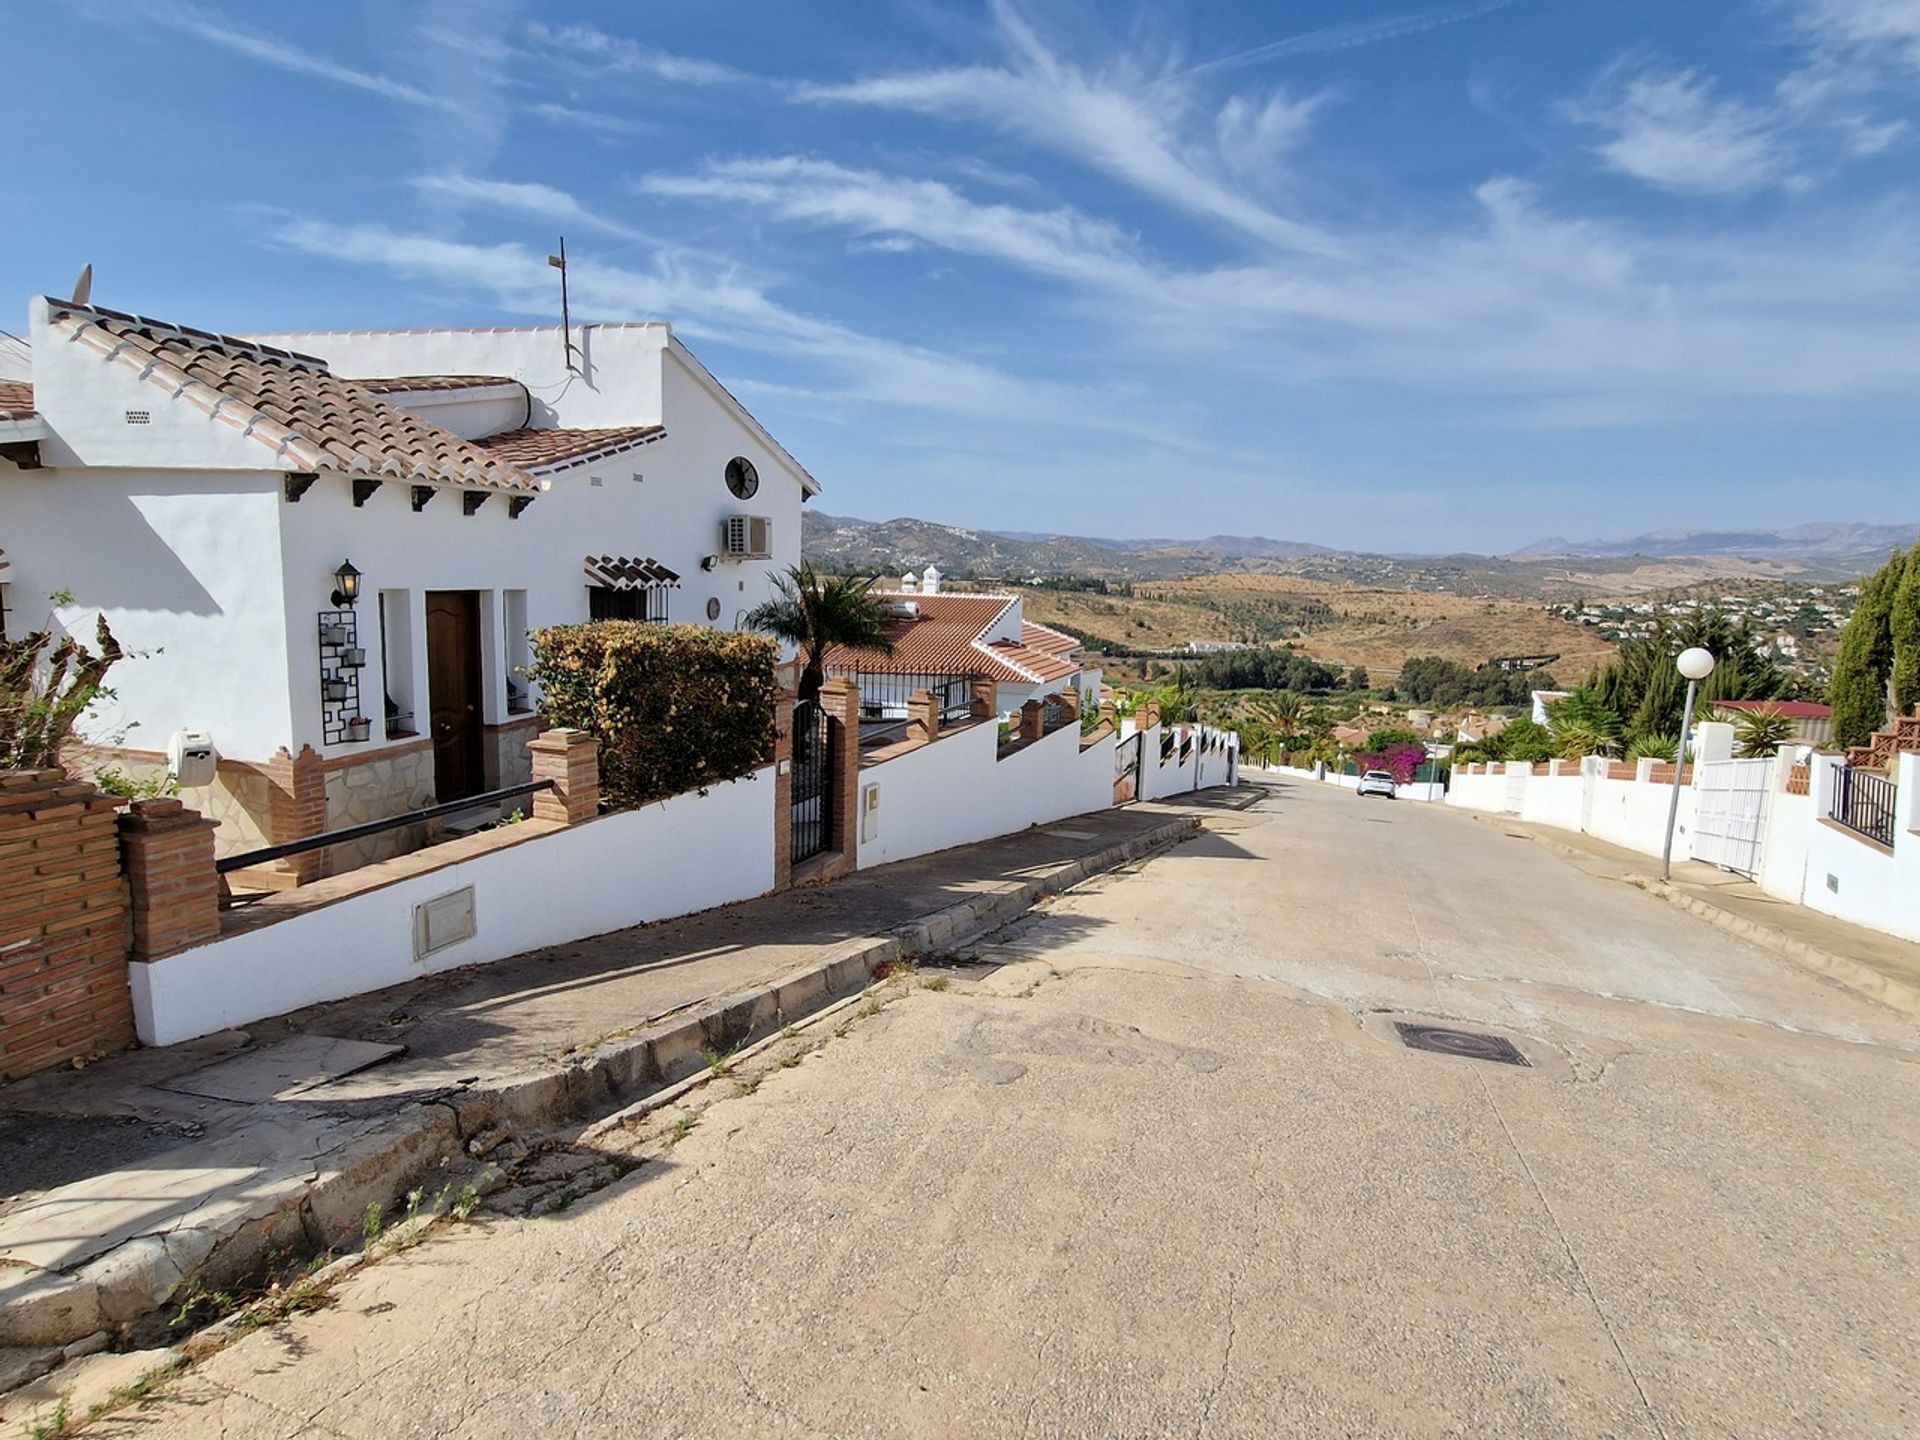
[217,779,554,874]
[1827,763,1896,848]
[831,670,976,748]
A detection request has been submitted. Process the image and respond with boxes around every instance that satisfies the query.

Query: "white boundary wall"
[1448,745,1920,947]
[856,721,1115,869]
[1254,764,1444,803]
[1136,723,1239,801]
[130,770,777,1046]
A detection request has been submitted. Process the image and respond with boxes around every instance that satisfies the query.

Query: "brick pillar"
[970,676,997,721]
[1018,699,1045,743]
[527,729,601,824]
[1099,699,1119,729]
[819,678,862,858]
[1057,689,1081,722]
[907,689,940,745]
[263,744,328,883]
[1143,700,1162,729]
[118,798,221,962]
[0,770,132,1081]
[772,695,795,891]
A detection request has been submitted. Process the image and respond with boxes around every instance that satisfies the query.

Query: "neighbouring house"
[0,295,818,877]
[1713,699,1835,747]
[1529,689,1573,724]
[821,567,1094,730]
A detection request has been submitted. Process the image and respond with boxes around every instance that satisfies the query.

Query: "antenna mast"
[546,237,581,374]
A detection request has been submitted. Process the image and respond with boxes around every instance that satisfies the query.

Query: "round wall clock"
[725,456,759,500]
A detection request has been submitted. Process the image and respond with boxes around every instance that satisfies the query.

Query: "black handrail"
[1828,764,1897,848]
[216,779,555,874]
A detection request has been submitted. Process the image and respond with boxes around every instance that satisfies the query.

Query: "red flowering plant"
[1356,741,1427,785]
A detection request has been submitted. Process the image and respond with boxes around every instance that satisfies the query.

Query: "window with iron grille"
[588,585,670,623]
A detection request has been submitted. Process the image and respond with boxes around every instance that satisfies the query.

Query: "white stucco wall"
[1799,753,1920,944]
[128,770,777,1045]
[0,466,295,761]
[855,720,1116,868]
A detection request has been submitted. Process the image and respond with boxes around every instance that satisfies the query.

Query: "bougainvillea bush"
[1357,741,1427,785]
[527,622,782,810]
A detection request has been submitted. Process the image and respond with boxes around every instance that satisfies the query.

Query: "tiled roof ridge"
[49,306,536,492]
[46,299,330,371]
[357,374,521,394]
[244,321,669,338]
[969,595,1035,680]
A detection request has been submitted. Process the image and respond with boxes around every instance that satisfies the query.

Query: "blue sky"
[8,1,1920,552]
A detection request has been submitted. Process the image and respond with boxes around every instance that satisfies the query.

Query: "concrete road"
[96,778,1920,1438]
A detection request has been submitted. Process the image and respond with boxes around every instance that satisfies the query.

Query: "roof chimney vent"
[899,571,919,594]
[922,564,942,595]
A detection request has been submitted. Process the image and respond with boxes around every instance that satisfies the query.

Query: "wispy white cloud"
[524,20,743,85]
[412,174,646,240]
[1566,60,1789,197]
[143,1,457,109]
[797,0,1334,254]
[1789,0,1920,68]
[638,157,1149,290]
[1187,0,1524,76]
[527,102,651,137]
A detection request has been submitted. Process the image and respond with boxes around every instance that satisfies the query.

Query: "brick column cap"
[527,728,599,753]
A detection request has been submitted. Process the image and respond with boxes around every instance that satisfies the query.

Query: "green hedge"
[527,622,781,810]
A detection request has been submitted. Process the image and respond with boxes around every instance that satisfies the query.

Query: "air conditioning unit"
[720,514,773,559]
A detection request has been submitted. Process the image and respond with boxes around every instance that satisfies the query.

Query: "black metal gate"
[791,698,833,864]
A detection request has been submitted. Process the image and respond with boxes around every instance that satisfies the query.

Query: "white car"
[1356,770,1398,798]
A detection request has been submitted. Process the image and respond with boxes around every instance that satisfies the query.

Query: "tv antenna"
[546,238,582,374]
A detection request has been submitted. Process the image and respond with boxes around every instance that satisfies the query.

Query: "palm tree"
[744,564,892,704]
[1724,704,1798,758]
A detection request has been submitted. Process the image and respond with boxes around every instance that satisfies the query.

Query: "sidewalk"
[0,793,1246,1359]
[1453,809,1920,1018]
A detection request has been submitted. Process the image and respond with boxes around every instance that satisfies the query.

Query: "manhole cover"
[1393,1022,1531,1067]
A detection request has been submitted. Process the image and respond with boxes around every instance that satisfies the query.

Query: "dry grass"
[1018,575,1616,680]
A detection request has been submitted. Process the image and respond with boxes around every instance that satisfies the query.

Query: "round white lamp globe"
[1677,646,1717,681]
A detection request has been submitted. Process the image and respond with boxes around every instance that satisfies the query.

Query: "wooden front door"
[425,591,485,802]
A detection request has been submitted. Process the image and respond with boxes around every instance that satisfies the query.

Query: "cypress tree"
[1891,542,1920,717]
[1830,554,1902,749]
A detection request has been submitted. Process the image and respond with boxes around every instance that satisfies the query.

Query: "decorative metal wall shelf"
[317,609,369,744]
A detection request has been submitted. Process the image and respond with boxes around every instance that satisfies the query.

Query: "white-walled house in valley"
[0,295,817,878]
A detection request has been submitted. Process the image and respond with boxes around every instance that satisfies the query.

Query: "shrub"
[2,613,123,771]
[527,622,781,810]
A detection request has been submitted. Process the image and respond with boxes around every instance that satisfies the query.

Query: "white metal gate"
[1690,758,1771,876]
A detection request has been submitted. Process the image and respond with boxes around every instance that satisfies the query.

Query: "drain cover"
[1393,1022,1531,1067]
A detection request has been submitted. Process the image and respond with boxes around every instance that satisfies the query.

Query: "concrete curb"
[1627,876,1920,1020]
[0,814,1200,1353]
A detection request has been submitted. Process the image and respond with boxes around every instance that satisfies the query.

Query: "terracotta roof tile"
[46,303,536,493]
[0,380,33,421]
[1019,620,1080,657]
[474,425,666,472]
[356,374,517,394]
[823,593,1082,686]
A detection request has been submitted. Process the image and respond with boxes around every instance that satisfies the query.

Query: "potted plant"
[322,678,349,702]
[320,622,350,646]
[344,716,371,742]
[340,646,366,668]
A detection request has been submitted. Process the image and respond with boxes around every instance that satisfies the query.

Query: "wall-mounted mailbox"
[166,729,218,789]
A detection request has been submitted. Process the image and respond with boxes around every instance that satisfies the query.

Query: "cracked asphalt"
[96,777,1920,1437]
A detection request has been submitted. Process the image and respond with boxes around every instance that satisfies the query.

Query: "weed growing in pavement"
[735,1075,762,1096]
[403,1187,425,1225]
[702,1045,734,1078]
[922,975,951,992]
[672,1114,699,1143]
[449,1183,481,1221]
[361,1200,385,1246]
[24,1395,72,1440]
[877,956,919,980]
[857,998,885,1018]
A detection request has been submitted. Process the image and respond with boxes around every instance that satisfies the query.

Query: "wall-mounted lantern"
[699,555,719,572]
[331,559,362,608]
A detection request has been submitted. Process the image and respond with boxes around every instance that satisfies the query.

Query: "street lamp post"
[1659,646,1717,880]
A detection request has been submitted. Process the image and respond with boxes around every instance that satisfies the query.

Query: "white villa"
[0,294,817,875]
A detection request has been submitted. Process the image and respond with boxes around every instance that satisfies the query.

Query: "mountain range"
[802,512,1916,587]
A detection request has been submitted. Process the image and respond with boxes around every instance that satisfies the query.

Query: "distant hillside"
[801,512,1329,580]
[1512,522,1917,575]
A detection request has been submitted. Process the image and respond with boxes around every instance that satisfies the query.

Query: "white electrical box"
[166,729,218,789]
[861,783,881,843]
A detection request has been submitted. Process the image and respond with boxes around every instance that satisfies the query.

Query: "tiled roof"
[584,555,681,589]
[356,374,519,394]
[1019,620,1080,657]
[474,425,666,472]
[824,593,1082,686]
[0,380,33,421]
[46,303,537,492]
